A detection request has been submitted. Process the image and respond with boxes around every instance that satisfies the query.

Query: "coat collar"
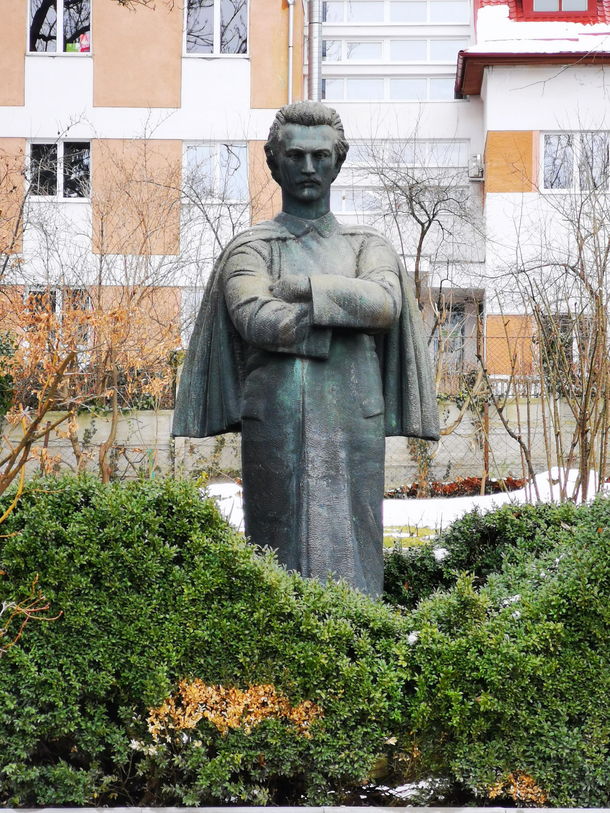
[274,211,339,238]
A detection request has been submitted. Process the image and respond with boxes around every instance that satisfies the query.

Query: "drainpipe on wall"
[308,0,322,101]
[287,0,295,103]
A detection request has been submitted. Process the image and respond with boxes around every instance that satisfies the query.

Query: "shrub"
[401,496,610,807]
[3,478,610,808]
[0,476,412,806]
[383,500,581,609]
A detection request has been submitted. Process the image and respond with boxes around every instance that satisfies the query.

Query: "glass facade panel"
[346,78,384,99]
[186,145,215,197]
[429,38,467,61]
[323,1,344,21]
[346,41,382,59]
[429,141,468,165]
[30,0,57,51]
[579,133,609,190]
[220,0,248,53]
[220,144,248,200]
[390,77,426,99]
[390,39,427,60]
[63,142,90,198]
[533,0,560,9]
[429,1,468,21]
[345,1,384,21]
[544,134,574,189]
[390,1,427,21]
[322,39,343,60]
[187,0,214,53]
[322,78,345,100]
[430,76,454,99]
[30,144,58,196]
[330,189,344,212]
[63,0,90,52]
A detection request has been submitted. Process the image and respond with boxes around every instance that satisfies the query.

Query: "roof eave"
[455,50,610,96]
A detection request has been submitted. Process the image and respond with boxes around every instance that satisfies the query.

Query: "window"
[27,287,58,315]
[429,38,468,61]
[185,0,247,54]
[185,143,248,201]
[433,303,466,373]
[29,141,91,198]
[322,76,455,100]
[390,40,427,60]
[323,37,467,61]
[529,0,588,11]
[346,41,383,59]
[323,0,468,22]
[323,1,384,22]
[543,133,610,191]
[64,287,91,347]
[342,139,469,167]
[330,187,383,212]
[29,0,90,53]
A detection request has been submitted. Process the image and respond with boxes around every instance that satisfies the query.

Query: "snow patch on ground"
[207,469,605,537]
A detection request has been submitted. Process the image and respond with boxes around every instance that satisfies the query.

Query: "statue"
[172,101,439,598]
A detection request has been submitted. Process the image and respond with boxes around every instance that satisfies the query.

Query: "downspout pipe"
[308,0,322,101]
[287,0,295,104]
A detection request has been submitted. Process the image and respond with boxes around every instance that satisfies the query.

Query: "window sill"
[26,52,92,57]
[182,53,249,59]
[323,98,466,103]
[29,196,91,203]
[322,20,470,25]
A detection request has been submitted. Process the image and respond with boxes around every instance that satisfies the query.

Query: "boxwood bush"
[0,476,413,806]
[2,477,610,807]
[390,498,610,807]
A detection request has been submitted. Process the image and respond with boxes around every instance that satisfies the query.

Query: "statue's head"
[264,101,350,209]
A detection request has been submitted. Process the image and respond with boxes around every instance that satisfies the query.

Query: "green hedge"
[2,478,610,806]
[388,499,610,806]
[0,476,412,806]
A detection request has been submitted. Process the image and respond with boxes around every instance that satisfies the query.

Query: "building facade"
[1,0,609,481]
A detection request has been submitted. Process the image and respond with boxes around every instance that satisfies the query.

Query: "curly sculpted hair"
[264,101,350,179]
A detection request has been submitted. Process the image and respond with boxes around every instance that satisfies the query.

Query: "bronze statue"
[173,101,439,598]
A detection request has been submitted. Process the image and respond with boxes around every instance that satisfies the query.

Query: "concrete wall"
[6,404,578,488]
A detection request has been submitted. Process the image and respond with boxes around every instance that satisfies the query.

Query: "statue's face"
[274,123,340,205]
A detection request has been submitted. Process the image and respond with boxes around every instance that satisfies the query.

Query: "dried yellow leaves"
[148,680,323,741]
[488,771,547,806]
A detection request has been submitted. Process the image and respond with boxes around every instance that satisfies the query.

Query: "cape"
[172,219,440,442]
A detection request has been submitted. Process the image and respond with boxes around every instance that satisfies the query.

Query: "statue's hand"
[271,275,312,303]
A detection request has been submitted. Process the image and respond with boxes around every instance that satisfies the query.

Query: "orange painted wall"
[92,1,182,108]
[91,139,182,256]
[0,139,26,253]
[99,285,181,336]
[0,0,26,105]
[485,131,536,194]
[250,0,305,109]
[486,314,535,376]
[248,140,281,223]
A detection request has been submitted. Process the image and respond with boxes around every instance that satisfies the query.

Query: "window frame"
[521,0,594,20]
[321,75,458,102]
[183,142,250,204]
[25,285,93,356]
[322,0,470,26]
[322,37,469,63]
[540,131,610,194]
[342,139,470,168]
[27,140,91,201]
[183,0,249,57]
[27,0,91,55]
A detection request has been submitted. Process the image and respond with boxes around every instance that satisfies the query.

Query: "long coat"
[173,212,439,597]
